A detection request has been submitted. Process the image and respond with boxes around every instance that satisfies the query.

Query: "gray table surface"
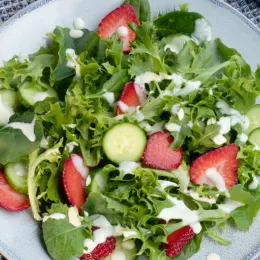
[0,0,260,260]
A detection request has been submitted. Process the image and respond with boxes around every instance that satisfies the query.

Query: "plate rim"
[0,0,260,259]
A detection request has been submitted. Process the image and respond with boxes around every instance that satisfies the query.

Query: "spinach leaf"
[154,11,203,38]
[124,0,151,22]
[0,112,43,164]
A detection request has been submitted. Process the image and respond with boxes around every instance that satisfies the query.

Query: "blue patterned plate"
[0,0,260,259]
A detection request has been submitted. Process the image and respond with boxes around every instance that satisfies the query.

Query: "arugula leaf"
[124,0,151,22]
[0,112,43,164]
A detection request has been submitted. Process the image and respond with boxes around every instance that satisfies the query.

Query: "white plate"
[0,0,260,259]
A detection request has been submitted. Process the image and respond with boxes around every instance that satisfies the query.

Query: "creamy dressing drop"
[165,123,181,132]
[218,198,244,214]
[157,195,199,224]
[68,207,81,227]
[191,18,212,45]
[248,176,259,190]
[207,253,221,260]
[188,191,216,204]
[123,230,138,238]
[71,154,89,179]
[42,213,66,222]
[0,96,15,126]
[6,118,36,142]
[158,180,178,190]
[205,168,226,191]
[86,175,91,186]
[190,223,202,234]
[102,91,115,107]
[66,141,78,153]
[118,161,139,175]
[164,35,192,54]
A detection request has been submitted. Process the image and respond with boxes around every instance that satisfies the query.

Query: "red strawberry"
[142,132,183,170]
[63,154,89,209]
[0,169,30,211]
[80,236,116,260]
[190,144,239,189]
[117,82,146,115]
[162,226,196,257]
[98,4,140,52]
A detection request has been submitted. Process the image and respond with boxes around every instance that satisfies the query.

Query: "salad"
[0,0,260,259]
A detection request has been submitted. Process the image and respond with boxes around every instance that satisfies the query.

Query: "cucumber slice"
[249,127,260,146]
[88,168,109,194]
[0,89,19,109]
[103,123,147,164]
[18,81,58,107]
[4,161,28,194]
[104,237,137,260]
[246,105,260,134]
[0,89,19,126]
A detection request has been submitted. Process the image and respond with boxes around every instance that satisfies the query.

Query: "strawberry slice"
[190,144,239,189]
[162,226,196,257]
[98,4,140,52]
[142,132,183,171]
[63,154,89,209]
[117,82,146,115]
[0,169,30,211]
[80,234,116,260]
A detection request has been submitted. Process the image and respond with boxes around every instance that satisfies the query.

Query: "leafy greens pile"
[0,0,260,260]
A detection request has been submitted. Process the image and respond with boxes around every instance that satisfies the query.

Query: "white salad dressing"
[237,133,248,143]
[102,91,115,107]
[71,154,89,179]
[205,168,226,192]
[83,215,115,254]
[69,29,84,39]
[135,108,145,122]
[116,26,129,38]
[66,48,81,78]
[122,240,135,250]
[207,118,217,125]
[207,253,221,260]
[14,162,27,177]
[212,100,249,145]
[164,35,192,54]
[0,96,15,126]
[118,101,136,113]
[165,123,181,132]
[114,224,124,237]
[73,18,86,30]
[218,198,244,214]
[6,118,36,142]
[86,175,91,186]
[177,108,185,120]
[111,251,126,260]
[123,230,138,238]
[134,84,147,105]
[248,175,259,190]
[139,121,153,133]
[33,92,50,103]
[118,161,139,175]
[42,213,66,222]
[158,180,178,190]
[190,223,202,234]
[157,195,199,224]
[66,141,78,153]
[66,124,77,128]
[135,72,201,97]
[191,18,212,45]
[68,207,81,227]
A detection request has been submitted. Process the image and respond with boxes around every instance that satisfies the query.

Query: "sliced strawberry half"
[63,154,89,209]
[98,4,140,52]
[162,226,196,257]
[142,132,183,170]
[0,169,30,211]
[116,82,146,115]
[190,144,239,189]
[80,235,116,260]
